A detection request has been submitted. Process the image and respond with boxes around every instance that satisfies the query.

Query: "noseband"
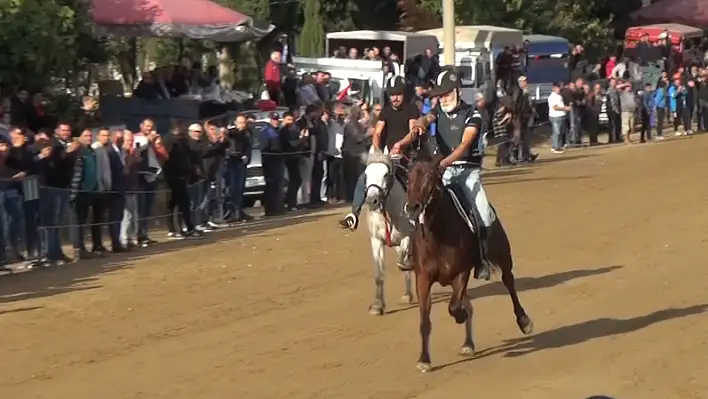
[365,162,395,206]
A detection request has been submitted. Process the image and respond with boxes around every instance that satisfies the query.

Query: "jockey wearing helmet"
[391,66,495,281]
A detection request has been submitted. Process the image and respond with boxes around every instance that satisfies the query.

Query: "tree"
[299,0,325,57]
[0,0,103,90]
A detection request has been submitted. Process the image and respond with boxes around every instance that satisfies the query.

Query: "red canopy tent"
[91,0,273,42]
[631,0,708,27]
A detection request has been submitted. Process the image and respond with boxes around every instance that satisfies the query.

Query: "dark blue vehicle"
[522,34,571,105]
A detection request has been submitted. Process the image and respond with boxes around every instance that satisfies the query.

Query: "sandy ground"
[2,136,708,399]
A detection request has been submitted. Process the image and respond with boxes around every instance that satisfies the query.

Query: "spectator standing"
[606,79,622,144]
[120,131,142,249]
[686,80,696,134]
[342,106,370,201]
[90,128,114,253]
[326,108,345,204]
[261,113,285,216]
[669,77,689,135]
[9,127,43,265]
[548,83,568,154]
[162,122,204,239]
[188,122,227,230]
[107,128,126,250]
[279,112,308,211]
[311,105,329,207]
[44,122,79,265]
[586,83,603,145]
[619,83,638,144]
[0,137,26,265]
[698,76,708,131]
[639,83,655,143]
[134,118,168,248]
[200,122,228,226]
[654,80,668,139]
[225,114,252,223]
[264,51,282,104]
[68,129,105,260]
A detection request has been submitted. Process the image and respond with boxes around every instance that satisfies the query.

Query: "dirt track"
[2,136,708,399]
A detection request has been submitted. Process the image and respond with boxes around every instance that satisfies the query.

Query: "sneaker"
[195,224,213,233]
[167,232,185,240]
[184,230,205,239]
[551,148,564,154]
[338,213,359,231]
[207,221,221,228]
[654,136,665,141]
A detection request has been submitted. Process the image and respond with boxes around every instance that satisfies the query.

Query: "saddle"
[446,184,481,236]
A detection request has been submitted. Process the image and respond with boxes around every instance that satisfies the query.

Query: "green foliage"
[0,0,104,90]
[299,0,325,57]
[417,0,616,51]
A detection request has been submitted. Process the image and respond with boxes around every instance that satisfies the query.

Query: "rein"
[366,160,408,248]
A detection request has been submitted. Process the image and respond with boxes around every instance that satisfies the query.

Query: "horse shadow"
[434,303,708,371]
[387,265,622,315]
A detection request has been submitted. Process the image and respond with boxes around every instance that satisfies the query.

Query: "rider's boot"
[338,173,365,231]
[337,211,359,231]
[474,226,493,281]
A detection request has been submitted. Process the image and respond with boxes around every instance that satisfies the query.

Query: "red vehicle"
[626,23,702,51]
[625,23,703,67]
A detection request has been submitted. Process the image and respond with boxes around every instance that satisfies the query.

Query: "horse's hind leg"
[490,220,533,335]
[369,238,386,316]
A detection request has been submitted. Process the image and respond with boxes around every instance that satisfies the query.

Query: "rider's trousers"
[441,166,495,228]
[351,173,366,215]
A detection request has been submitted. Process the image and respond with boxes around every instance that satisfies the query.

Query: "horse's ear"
[431,153,445,167]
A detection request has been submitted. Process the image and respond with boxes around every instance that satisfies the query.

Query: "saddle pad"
[446,186,476,234]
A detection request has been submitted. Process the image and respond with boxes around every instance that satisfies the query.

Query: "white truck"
[292,56,386,105]
[420,25,524,104]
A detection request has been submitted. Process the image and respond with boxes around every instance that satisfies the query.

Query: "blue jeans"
[40,187,69,260]
[569,108,581,144]
[550,116,566,150]
[0,190,22,260]
[351,173,366,216]
[23,199,40,259]
[226,161,246,214]
[137,181,157,241]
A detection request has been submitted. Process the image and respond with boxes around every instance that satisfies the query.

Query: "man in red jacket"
[264,51,282,104]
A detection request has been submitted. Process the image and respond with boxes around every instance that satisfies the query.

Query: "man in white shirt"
[548,82,571,153]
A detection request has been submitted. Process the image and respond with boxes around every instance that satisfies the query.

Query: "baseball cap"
[188,123,202,132]
[269,112,280,120]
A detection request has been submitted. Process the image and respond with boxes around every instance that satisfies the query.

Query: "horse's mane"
[366,150,392,169]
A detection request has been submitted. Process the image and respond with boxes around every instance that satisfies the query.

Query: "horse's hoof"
[396,264,413,272]
[517,315,534,335]
[400,294,414,304]
[368,304,384,316]
[459,344,475,357]
[416,362,432,372]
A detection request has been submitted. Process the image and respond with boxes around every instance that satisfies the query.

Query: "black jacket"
[191,137,227,182]
[162,134,197,180]
[45,138,76,188]
[226,128,252,162]
[278,124,308,160]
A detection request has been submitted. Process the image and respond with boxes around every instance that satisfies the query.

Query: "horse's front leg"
[396,236,414,304]
[449,271,475,356]
[369,237,386,316]
[416,271,433,372]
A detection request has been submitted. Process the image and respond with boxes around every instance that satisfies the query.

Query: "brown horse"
[404,158,533,372]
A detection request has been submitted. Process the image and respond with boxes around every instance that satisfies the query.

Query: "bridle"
[365,158,408,210]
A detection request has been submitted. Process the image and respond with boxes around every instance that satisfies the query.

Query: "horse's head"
[364,150,394,211]
[405,155,444,222]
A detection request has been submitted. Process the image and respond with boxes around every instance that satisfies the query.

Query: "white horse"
[363,151,414,316]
